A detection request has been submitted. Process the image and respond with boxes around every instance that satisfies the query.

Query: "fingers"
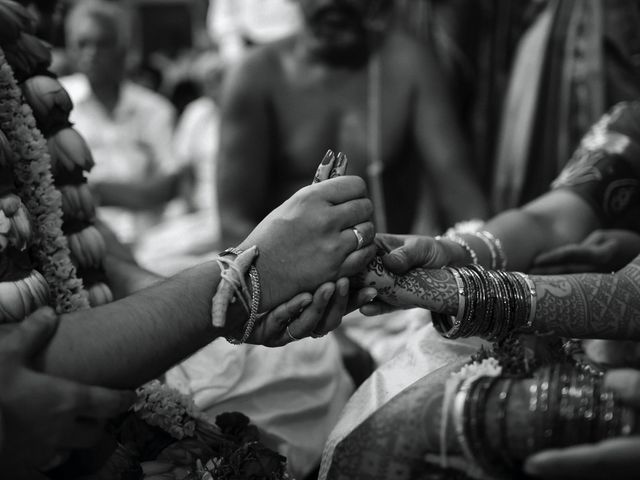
[346,286,378,313]
[382,236,446,273]
[13,307,58,359]
[311,277,350,336]
[259,292,314,341]
[330,151,348,177]
[313,149,336,184]
[279,283,336,345]
[524,437,640,479]
[332,198,374,231]
[375,233,411,254]
[73,382,136,419]
[604,369,640,408]
[342,221,375,253]
[313,149,348,184]
[311,175,368,204]
[339,244,377,278]
[359,300,397,316]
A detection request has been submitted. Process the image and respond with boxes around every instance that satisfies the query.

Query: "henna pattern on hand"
[532,255,640,339]
[358,256,459,314]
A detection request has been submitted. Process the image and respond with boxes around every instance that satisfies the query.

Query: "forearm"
[366,255,640,341]
[37,260,234,388]
[93,175,178,210]
[103,254,163,298]
[530,257,640,340]
[465,191,601,272]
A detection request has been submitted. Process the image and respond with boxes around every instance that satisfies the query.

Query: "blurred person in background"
[217,0,487,247]
[135,52,226,275]
[60,0,187,249]
[207,0,303,64]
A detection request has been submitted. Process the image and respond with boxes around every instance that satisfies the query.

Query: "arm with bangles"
[357,252,640,341]
[372,102,640,277]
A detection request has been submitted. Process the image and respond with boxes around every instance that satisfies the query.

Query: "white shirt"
[207,0,303,62]
[61,73,177,245]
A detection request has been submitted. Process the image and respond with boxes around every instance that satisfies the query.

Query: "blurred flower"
[22,75,73,135]
[133,381,198,440]
[0,129,13,168]
[3,32,51,82]
[8,202,32,250]
[47,127,94,175]
[67,225,106,268]
[0,269,49,323]
[59,183,96,221]
[87,281,113,307]
[0,0,34,44]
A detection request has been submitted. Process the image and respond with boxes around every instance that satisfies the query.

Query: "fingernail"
[300,296,312,310]
[323,285,335,300]
[338,280,349,296]
[322,149,334,164]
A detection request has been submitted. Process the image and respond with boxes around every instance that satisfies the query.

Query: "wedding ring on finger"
[286,325,301,342]
[351,227,365,250]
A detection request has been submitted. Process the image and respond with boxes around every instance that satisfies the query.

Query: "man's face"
[68,17,125,84]
[297,0,392,59]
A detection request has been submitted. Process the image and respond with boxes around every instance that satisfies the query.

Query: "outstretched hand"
[355,233,462,316]
[523,368,640,479]
[531,229,640,274]
[0,308,135,474]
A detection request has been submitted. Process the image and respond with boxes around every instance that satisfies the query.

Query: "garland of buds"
[0,47,89,313]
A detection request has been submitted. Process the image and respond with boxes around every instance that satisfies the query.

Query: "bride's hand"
[375,233,460,272]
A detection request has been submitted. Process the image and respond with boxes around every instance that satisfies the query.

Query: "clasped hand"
[232,175,377,346]
[0,308,134,475]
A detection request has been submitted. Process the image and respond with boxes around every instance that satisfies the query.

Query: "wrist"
[215,247,262,344]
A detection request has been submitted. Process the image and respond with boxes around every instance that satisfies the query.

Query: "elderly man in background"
[61,0,184,248]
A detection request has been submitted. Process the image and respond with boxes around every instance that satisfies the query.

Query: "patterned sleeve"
[552,101,640,230]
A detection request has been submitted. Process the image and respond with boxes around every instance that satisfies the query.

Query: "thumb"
[14,306,59,359]
[382,247,412,273]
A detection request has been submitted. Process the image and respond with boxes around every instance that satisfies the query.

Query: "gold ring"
[352,227,365,250]
[286,325,301,342]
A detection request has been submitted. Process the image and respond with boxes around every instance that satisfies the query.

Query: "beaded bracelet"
[440,233,479,265]
[479,230,507,270]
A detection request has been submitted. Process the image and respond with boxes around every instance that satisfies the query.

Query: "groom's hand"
[0,307,135,473]
[238,176,376,311]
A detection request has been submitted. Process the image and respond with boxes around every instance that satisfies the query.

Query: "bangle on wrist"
[213,246,263,344]
[437,233,479,265]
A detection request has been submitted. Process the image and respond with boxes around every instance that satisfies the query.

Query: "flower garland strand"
[0,47,89,312]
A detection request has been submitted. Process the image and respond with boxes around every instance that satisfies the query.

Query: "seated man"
[60,0,183,247]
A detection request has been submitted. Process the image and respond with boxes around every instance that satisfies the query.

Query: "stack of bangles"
[446,364,638,478]
[431,264,536,341]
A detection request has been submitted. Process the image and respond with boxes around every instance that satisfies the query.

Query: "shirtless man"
[217,0,488,246]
